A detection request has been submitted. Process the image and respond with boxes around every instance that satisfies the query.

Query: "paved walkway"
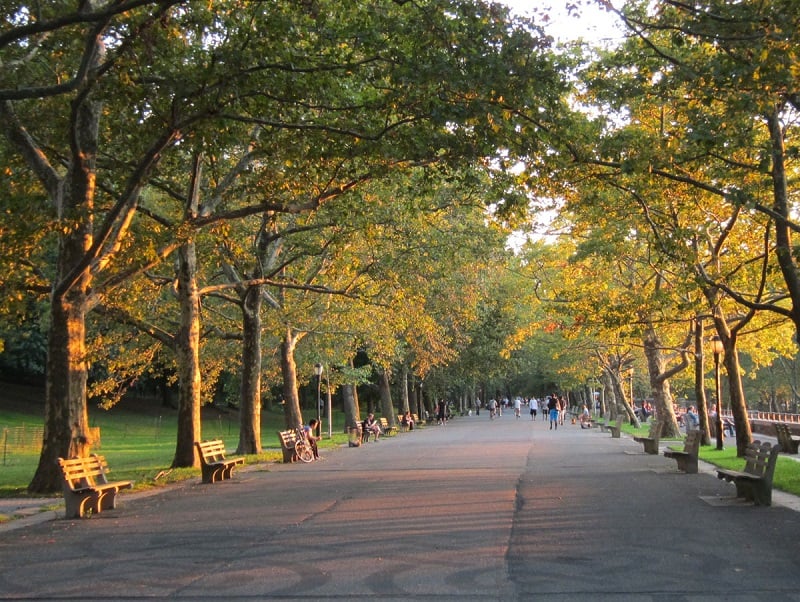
[2,416,800,600]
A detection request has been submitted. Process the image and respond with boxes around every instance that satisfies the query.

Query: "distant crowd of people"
[478,394,569,429]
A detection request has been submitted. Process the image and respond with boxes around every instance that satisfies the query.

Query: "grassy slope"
[0,383,352,497]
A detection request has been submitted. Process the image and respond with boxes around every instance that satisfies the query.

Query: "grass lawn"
[625,421,800,498]
[0,383,353,498]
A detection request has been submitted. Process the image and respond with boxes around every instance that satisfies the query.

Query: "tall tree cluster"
[3,0,800,497]
[0,0,569,492]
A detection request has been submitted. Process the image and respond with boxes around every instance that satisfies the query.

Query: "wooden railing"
[721,410,800,424]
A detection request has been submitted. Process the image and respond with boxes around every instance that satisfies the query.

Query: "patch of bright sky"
[500,0,623,45]
[497,1,625,249]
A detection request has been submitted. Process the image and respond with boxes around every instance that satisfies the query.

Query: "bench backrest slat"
[196,439,230,463]
[741,440,781,483]
[278,430,300,446]
[58,454,111,490]
[683,429,701,454]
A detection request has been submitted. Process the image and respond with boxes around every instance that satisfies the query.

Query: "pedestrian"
[436,399,447,425]
[514,397,522,419]
[530,398,537,421]
[685,406,699,431]
[488,398,497,420]
[547,395,559,430]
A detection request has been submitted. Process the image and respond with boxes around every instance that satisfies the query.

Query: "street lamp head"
[314,363,323,376]
[711,335,724,357]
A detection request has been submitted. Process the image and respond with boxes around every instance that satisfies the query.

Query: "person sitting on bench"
[580,404,592,429]
[363,413,382,441]
[303,419,321,459]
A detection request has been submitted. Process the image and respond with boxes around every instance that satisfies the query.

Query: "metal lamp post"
[712,335,724,450]
[324,368,332,439]
[314,363,323,438]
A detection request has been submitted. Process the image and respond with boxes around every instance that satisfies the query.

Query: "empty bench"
[773,422,800,454]
[380,417,398,436]
[633,420,661,455]
[58,454,133,518]
[663,429,701,473]
[195,439,245,483]
[716,440,782,506]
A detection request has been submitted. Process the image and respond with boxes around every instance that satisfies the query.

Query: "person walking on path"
[547,395,559,430]
[436,399,447,425]
[529,398,537,421]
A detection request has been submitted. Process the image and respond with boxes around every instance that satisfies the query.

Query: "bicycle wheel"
[295,442,314,463]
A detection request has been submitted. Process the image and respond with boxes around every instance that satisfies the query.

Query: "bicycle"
[293,426,315,463]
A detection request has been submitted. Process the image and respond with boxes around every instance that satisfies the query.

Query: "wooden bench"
[773,422,800,454]
[633,420,661,454]
[195,439,245,483]
[716,440,782,506]
[380,417,398,436]
[606,415,624,438]
[58,454,133,518]
[278,429,303,462]
[663,429,701,473]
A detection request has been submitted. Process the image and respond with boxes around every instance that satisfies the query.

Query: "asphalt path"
[2,414,800,601]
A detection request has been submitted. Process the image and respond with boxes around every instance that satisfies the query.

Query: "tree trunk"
[642,324,683,438]
[27,87,99,493]
[172,240,202,468]
[237,284,263,454]
[378,369,396,427]
[767,111,800,349]
[280,328,304,429]
[606,365,638,425]
[409,375,419,416]
[343,382,360,431]
[719,328,753,456]
[694,317,712,445]
[29,289,92,493]
[399,363,410,414]
[601,370,615,418]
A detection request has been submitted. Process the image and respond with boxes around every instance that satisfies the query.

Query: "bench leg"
[96,489,119,512]
[675,456,698,474]
[63,492,97,519]
[753,483,772,506]
[643,440,659,455]
[733,480,772,506]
